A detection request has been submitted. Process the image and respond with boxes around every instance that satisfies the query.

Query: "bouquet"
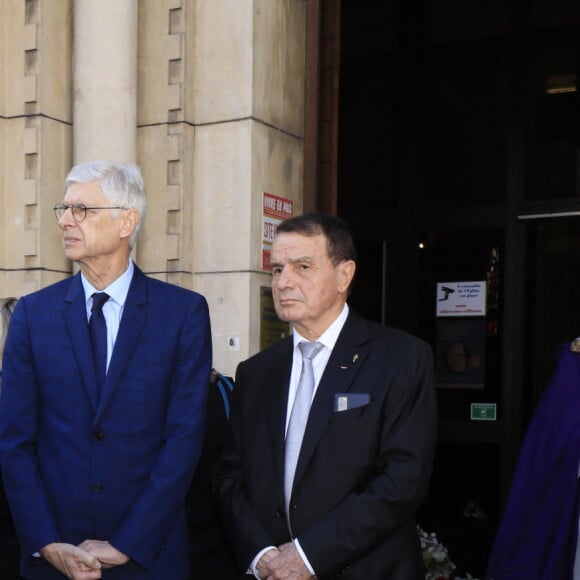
[418,525,479,580]
[418,525,456,580]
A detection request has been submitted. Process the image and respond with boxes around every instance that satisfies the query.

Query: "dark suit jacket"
[214,310,437,579]
[187,373,237,579]
[0,265,212,579]
[0,461,19,578]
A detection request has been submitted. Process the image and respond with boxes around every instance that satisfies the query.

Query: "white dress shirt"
[250,304,349,578]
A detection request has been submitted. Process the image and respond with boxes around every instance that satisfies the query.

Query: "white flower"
[417,525,456,579]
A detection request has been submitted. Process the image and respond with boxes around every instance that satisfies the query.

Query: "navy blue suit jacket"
[215,311,437,579]
[0,265,212,579]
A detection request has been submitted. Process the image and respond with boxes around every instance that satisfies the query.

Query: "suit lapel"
[293,312,370,485]
[64,273,100,411]
[96,266,148,420]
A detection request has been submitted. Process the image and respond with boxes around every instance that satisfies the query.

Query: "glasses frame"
[53,203,128,222]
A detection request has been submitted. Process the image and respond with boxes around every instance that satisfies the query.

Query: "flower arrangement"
[418,525,456,580]
[418,525,479,580]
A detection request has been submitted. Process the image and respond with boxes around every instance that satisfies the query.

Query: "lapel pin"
[352,354,359,363]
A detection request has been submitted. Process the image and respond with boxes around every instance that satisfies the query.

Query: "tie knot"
[299,341,323,361]
[91,292,110,312]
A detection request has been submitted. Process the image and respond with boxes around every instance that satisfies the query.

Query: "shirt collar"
[81,260,134,308]
[293,303,349,352]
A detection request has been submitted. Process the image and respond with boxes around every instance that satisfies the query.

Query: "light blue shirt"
[81,260,134,371]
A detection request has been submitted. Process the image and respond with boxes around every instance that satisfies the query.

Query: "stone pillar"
[73,0,137,164]
[192,0,307,375]
[0,0,72,297]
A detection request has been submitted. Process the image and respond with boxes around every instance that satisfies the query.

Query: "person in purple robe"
[486,341,580,579]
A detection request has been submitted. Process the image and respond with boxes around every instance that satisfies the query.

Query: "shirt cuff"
[294,539,315,575]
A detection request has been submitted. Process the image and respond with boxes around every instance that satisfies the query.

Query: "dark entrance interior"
[331,0,580,576]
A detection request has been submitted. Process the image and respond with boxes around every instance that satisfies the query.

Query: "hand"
[261,542,317,579]
[256,548,280,579]
[78,540,129,569]
[39,542,102,579]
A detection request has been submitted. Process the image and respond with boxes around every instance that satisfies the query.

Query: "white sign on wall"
[436,281,487,317]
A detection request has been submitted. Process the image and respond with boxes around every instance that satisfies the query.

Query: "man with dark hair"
[215,212,437,579]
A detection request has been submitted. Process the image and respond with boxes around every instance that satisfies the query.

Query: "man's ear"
[119,208,140,240]
[338,260,356,293]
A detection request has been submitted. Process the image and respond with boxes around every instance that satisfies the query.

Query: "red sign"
[262,192,293,269]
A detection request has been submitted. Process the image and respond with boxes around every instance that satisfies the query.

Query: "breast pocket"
[326,402,378,469]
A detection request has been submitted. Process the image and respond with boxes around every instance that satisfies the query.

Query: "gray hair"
[65,160,147,248]
[0,297,18,374]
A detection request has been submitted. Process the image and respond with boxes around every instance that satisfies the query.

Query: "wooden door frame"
[304,0,341,214]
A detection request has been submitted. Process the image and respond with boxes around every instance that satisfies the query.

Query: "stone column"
[0,0,72,297]
[73,0,137,164]
[192,0,307,375]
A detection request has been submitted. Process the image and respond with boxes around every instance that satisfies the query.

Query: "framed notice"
[436,281,486,317]
[260,286,290,350]
[471,403,497,421]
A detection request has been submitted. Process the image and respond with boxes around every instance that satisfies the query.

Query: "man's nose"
[58,207,75,227]
[275,267,293,288]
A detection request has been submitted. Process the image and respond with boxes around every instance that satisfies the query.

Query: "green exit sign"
[471,403,497,421]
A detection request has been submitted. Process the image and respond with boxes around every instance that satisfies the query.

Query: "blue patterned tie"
[89,292,109,396]
[284,341,323,515]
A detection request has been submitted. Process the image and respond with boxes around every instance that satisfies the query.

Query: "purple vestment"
[486,343,580,580]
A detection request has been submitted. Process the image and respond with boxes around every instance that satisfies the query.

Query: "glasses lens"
[71,205,86,221]
[53,204,87,221]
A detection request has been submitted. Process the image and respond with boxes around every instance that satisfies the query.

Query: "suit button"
[94,430,104,441]
[92,483,103,492]
[153,540,167,560]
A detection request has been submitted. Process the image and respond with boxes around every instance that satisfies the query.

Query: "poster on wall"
[262,192,294,270]
[436,281,487,317]
[436,318,486,389]
[260,286,290,350]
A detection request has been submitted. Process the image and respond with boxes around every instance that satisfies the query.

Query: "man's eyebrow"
[271,256,313,268]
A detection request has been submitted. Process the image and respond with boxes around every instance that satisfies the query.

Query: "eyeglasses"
[53,203,127,222]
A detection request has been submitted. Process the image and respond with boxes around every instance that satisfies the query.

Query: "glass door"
[521,215,580,420]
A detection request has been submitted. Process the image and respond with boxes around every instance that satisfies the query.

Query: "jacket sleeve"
[0,298,61,555]
[212,362,280,572]
[108,292,212,569]
[298,339,437,576]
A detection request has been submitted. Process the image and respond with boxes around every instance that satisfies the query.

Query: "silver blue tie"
[284,341,323,514]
